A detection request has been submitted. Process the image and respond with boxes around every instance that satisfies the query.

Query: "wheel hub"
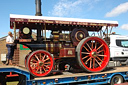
[39,61,44,66]
[79,34,83,39]
[91,51,97,57]
[114,78,119,83]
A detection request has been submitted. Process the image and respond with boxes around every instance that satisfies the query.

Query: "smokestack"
[35,0,42,16]
[35,0,42,42]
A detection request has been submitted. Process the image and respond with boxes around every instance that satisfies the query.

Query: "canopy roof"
[10,14,118,31]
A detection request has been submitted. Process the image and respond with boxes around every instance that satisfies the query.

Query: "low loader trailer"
[0,65,127,85]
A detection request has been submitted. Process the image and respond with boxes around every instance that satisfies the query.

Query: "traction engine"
[10,14,118,77]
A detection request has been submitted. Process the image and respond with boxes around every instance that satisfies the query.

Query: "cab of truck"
[110,35,128,64]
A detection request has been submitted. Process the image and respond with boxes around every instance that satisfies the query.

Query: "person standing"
[5,31,15,65]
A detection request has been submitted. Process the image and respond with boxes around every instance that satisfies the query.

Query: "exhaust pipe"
[35,0,42,41]
[35,0,42,16]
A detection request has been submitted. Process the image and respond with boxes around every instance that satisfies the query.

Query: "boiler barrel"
[46,42,62,54]
[26,42,62,53]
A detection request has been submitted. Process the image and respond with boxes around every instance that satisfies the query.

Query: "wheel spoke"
[44,61,51,65]
[36,67,40,73]
[91,40,94,49]
[96,56,103,62]
[81,52,90,55]
[97,50,104,53]
[42,55,46,61]
[83,46,90,52]
[44,65,50,69]
[86,42,92,51]
[31,59,38,63]
[40,53,42,60]
[95,58,101,67]
[98,54,107,57]
[30,62,38,65]
[93,58,95,69]
[85,57,91,64]
[97,44,103,51]
[95,41,97,49]
[40,67,42,74]
[44,56,50,62]
[30,63,38,69]
[35,54,40,61]
[43,66,46,72]
[90,58,92,68]
[82,55,89,60]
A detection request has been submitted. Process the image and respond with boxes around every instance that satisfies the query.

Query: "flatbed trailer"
[0,66,127,85]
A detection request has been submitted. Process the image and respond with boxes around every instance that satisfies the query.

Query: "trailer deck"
[32,66,128,85]
[34,66,128,80]
[0,65,127,85]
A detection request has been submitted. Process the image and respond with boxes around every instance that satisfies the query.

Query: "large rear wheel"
[76,37,110,72]
[27,50,54,77]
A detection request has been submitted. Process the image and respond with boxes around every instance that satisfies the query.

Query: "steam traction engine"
[10,14,118,77]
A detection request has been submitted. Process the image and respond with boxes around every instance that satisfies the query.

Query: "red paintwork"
[27,50,54,77]
[6,72,19,77]
[23,45,28,48]
[80,37,110,72]
[59,48,75,57]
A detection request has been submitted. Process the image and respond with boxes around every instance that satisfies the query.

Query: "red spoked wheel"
[76,37,110,72]
[27,50,54,77]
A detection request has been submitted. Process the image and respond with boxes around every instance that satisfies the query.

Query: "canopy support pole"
[14,22,16,40]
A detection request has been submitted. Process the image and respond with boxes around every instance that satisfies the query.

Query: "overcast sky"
[0,0,128,37]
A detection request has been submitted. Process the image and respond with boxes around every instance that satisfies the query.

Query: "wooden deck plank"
[34,66,128,80]
[0,65,28,72]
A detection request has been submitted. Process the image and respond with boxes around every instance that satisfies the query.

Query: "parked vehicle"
[110,35,128,65]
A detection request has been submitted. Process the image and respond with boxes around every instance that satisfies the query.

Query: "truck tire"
[76,37,110,72]
[110,75,123,85]
[27,50,54,77]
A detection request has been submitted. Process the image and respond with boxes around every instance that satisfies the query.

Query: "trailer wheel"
[76,37,110,72]
[110,75,123,85]
[27,50,54,77]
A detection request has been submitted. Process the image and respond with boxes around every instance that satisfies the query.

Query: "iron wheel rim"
[27,50,54,77]
[80,37,110,72]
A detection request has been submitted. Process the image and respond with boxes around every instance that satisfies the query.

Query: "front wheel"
[27,50,54,77]
[76,37,110,72]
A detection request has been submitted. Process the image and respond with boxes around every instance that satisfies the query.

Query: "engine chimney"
[35,0,42,42]
[35,0,42,16]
